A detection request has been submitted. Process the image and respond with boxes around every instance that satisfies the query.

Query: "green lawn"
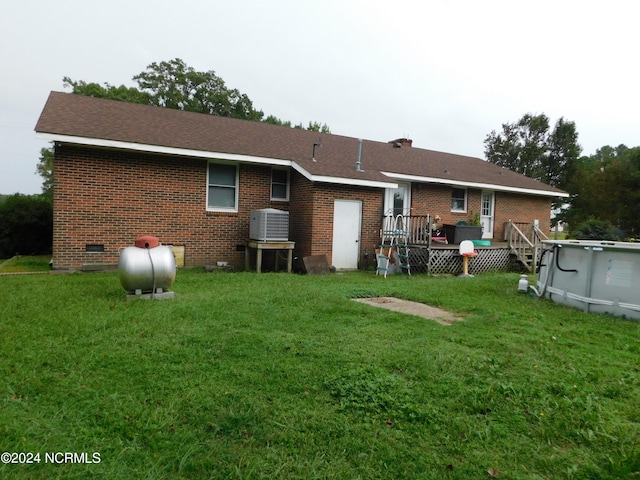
[0,255,51,273]
[1,270,639,479]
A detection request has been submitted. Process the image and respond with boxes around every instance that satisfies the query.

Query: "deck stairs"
[505,221,547,273]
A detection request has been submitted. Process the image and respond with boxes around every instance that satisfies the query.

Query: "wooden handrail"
[533,224,548,242]
[506,221,537,273]
[380,214,433,245]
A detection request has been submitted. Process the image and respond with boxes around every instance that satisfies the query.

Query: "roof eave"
[36,132,292,166]
[291,163,397,188]
[37,132,398,189]
[381,171,570,198]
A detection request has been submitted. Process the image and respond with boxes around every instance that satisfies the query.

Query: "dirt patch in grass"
[353,297,464,325]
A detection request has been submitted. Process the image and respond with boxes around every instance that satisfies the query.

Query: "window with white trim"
[451,188,467,212]
[207,161,238,211]
[271,168,290,201]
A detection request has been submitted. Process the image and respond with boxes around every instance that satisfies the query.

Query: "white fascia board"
[36,133,292,167]
[38,132,398,189]
[290,163,397,188]
[312,175,397,189]
[380,171,570,198]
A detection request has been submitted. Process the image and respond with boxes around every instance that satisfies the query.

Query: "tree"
[263,115,292,128]
[484,113,581,190]
[301,121,331,134]
[133,58,263,121]
[564,145,640,237]
[0,194,53,257]
[64,58,329,130]
[35,146,54,202]
[63,77,151,104]
[544,117,581,188]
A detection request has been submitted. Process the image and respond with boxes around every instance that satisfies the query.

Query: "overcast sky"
[2,0,639,194]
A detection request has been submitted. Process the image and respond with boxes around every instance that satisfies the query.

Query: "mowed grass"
[0,255,51,273]
[0,270,639,479]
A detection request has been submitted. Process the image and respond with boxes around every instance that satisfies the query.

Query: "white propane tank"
[119,236,176,293]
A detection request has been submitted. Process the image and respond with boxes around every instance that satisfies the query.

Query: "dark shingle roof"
[35,91,567,196]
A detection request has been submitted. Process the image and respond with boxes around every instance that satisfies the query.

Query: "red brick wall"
[410,184,552,239]
[288,171,314,262]
[53,144,552,270]
[494,192,552,238]
[53,145,383,270]
[52,144,289,269]
[289,172,382,266]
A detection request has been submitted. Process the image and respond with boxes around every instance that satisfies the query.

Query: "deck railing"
[381,214,433,245]
[377,215,528,275]
[505,221,545,273]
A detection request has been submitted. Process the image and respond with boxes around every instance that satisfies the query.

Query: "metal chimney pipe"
[356,139,363,171]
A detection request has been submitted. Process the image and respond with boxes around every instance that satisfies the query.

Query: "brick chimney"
[389,138,413,148]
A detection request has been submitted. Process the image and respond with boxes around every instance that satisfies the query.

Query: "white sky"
[1,0,639,194]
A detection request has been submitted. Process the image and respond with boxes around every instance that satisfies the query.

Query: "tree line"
[484,114,639,240]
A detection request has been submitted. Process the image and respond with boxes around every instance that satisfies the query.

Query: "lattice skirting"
[408,247,512,275]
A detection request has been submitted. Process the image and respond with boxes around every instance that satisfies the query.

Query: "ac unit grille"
[249,209,289,241]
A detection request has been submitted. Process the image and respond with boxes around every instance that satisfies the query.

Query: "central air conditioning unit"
[250,208,289,241]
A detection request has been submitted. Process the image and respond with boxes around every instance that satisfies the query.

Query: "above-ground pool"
[534,240,640,320]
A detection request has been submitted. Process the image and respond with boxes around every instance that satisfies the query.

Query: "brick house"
[35,92,568,271]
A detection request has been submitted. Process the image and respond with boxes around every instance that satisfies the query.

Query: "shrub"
[0,194,52,257]
[569,218,622,241]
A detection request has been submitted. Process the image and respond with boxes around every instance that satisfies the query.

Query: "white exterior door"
[332,199,362,270]
[384,182,411,216]
[481,191,495,239]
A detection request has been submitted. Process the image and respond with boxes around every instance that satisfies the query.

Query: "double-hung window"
[271,168,290,201]
[451,188,467,212]
[207,162,238,211]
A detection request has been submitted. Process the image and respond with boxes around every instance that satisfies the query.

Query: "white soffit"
[381,171,570,198]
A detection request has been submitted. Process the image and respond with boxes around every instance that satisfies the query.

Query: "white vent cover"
[249,209,289,241]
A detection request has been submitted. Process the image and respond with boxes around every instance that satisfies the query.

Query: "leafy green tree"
[484,113,581,190]
[263,115,292,127]
[63,77,151,104]
[64,58,329,130]
[0,194,53,257]
[484,113,548,178]
[564,145,640,237]
[35,145,54,202]
[133,58,264,121]
[545,117,581,188]
[302,121,331,134]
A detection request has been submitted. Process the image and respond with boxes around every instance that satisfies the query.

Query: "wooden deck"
[405,242,515,275]
[429,241,510,249]
[378,215,537,275]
